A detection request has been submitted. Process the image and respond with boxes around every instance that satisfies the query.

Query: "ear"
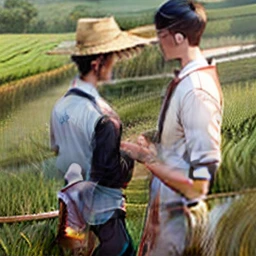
[91,59,100,72]
[91,56,104,72]
[174,33,185,45]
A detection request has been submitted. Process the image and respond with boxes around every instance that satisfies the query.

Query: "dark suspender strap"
[156,77,180,142]
[65,88,96,103]
[65,88,102,114]
[157,64,222,143]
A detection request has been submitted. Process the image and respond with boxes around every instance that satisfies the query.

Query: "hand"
[137,135,157,157]
[137,135,150,148]
[141,129,158,144]
[121,141,156,164]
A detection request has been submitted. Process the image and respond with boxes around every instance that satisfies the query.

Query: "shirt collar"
[69,76,100,99]
[178,57,210,80]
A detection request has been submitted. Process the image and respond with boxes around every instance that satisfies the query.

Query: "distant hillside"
[1,0,256,10]
[1,0,256,33]
[25,0,256,26]
[201,0,256,9]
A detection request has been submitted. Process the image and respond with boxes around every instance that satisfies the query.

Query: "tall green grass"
[0,64,75,121]
[0,168,61,216]
[0,219,66,256]
[0,74,72,167]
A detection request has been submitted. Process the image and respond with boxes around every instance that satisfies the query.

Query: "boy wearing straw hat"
[121,1,223,255]
[49,17,154,255]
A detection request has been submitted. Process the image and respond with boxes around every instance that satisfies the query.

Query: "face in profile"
[157,29,177,61]
[98,54,116,82]
[158,28,187,62]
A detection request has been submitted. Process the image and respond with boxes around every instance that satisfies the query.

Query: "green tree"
[4,0,18,8]
[0,0,37,33]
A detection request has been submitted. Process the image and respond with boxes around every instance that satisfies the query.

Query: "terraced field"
[0,0,256,255]
[0,34,73,85]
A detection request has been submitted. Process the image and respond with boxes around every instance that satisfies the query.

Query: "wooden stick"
[206,188,256,201]
[1,188,256,224]
[0,210,59,223]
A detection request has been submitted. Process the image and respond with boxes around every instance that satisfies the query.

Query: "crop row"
[0,64,75,121]
[207,3,256,20]
[0,34,73,85]
[0,32,255,87]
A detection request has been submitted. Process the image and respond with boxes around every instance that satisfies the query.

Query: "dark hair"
[71,53,112,77]
[154,0,207,46]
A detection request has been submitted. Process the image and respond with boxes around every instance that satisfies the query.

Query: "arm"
[147,89,222,199]
[121,141,197,199]
[90,116,134,188]
[180,89,222,194]
[145,162,207,200]
[122,89,222,199]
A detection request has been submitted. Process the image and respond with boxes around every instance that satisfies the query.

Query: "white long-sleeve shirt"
[155,58,223,205]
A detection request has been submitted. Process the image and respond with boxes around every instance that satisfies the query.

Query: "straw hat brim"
[47,31,157,56]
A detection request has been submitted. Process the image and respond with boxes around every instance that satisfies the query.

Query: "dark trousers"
[90,210,136,256]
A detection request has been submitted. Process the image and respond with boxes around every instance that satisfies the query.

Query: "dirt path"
[202,43,256,58]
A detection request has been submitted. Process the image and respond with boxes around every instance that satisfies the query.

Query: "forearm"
[179,89,222,197]
[121,141,210,198]
[145,161,209,200]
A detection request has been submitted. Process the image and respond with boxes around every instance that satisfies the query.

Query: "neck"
[80,71,98,88]
[180,46,203,68]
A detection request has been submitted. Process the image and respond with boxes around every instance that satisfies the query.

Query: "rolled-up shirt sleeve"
[180,89,222,181]
[90,116,134,188]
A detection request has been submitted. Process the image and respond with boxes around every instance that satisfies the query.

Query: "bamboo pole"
[0,210,59,224]
[206,187,256,201]
[1,188,256,224]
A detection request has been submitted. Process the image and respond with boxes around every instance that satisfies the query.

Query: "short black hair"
[155,0,207,46]
[71,54,100,77]
[71,53,114,77]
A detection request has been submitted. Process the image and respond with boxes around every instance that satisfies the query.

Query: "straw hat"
[48,16,157,56]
